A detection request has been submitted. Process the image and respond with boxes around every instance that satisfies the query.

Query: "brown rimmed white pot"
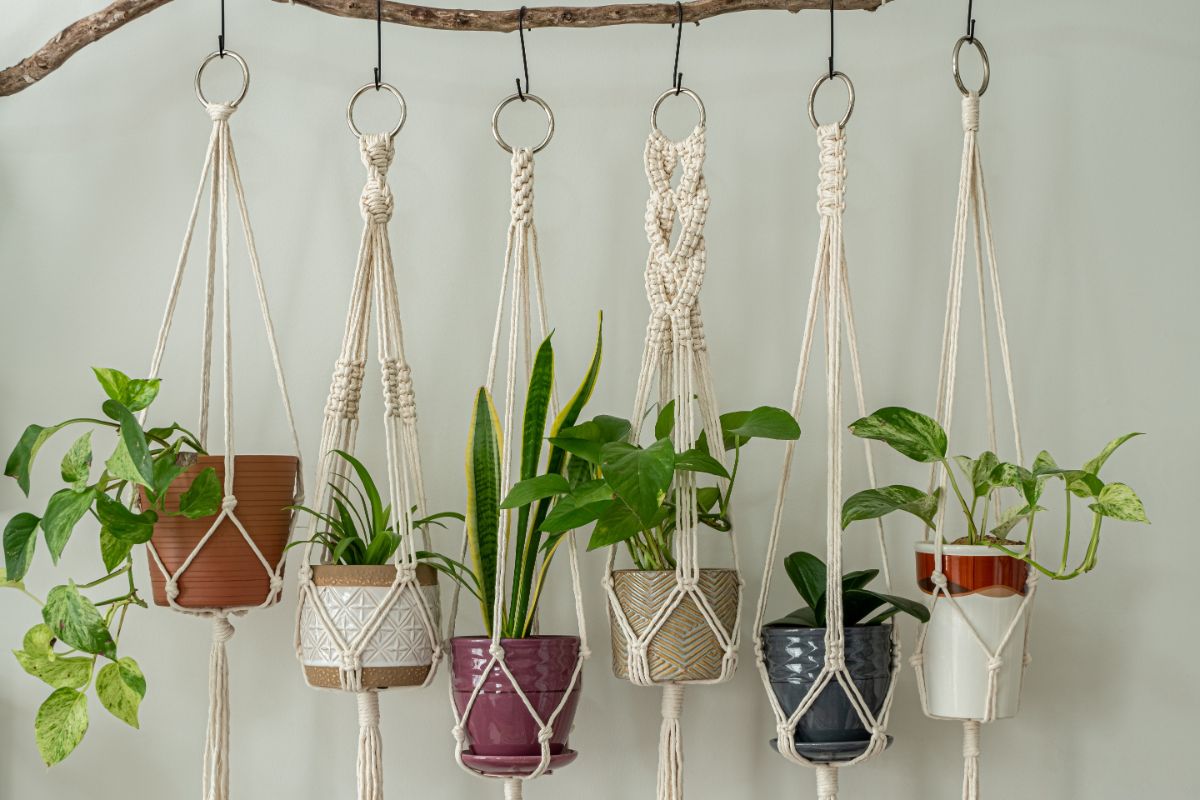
[144,455,298,609]
[298,563,439,690]
[915,541,1030,720]
[609,568,740,682]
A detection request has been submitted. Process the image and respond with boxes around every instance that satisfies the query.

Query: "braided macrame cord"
[140,52,305,800]
[601,89,743,800]
[446,106,590,799]
[750,75,899,800]
[909,40,1036,800]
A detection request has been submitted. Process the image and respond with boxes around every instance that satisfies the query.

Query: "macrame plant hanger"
[602,26,742,798]
[140,46,304,800]
[908,23,1035,800]
[445,58,590,800]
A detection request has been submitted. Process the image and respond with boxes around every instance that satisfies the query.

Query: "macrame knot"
[962,720,981,758]
[212,614,236,643]
[360,133,395,174]
[930,571,948,589]
[360,179,394,225]
[297,563,313,585]
[824,643,846,672]
[661,683,684,720]
[536,726,554,744]
[382,360,417,420]
[165,579,180,601]
[451,724,466,743]
[269,575,284,595]
[815,123,847,218]
[961,93,981,132]
[357,691,381,727]
[326,359,365,417]
[987,656,1004,672]
[341,652,362,672]
[510,148,535,225]
[678,575,699,592]
[488,643,506,661]
[1023,653,1033,667]
[206,103,236,122]
[909,652,924,667]
[221,496,238,513]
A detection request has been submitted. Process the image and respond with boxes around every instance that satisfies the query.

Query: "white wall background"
[2,0,1198,797]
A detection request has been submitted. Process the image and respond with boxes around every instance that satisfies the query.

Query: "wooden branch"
[1,0,889,97]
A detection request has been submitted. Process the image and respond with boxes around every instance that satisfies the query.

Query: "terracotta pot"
[299,564,439,690]
[915,542,1030,720]
[145,455,298,609]
[609,568,740,682]
[451,635,582,775]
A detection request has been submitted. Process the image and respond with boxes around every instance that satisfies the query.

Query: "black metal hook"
[374,0,383,88]
[217,0,226,57]
[515,6,530,100]
[671,2,684,94]
[966,0,977,42]
[827,0,835,79]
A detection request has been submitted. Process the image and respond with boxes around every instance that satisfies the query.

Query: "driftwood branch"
[1,0,889,97]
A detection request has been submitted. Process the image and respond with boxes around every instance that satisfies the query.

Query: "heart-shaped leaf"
[96,657,146,729]
[35,687,89,766]
[599,438,675,527]
[848,407,947,463]
[42,582,116,660]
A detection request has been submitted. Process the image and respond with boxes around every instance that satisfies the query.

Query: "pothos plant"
[505,400,801,571]
[768,550,930,628]
[1,368,221,765]
[839,406,1148,580]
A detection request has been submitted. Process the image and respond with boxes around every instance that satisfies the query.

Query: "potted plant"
[434,319,602,776]
[292,450,463,690]
[841,406,1148,719]
[1,368,228,764]
[510,401,800,682]
[761,550,927,761]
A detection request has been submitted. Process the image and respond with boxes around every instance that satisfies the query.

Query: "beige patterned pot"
[609,568,740,682]
[299,564,439,690]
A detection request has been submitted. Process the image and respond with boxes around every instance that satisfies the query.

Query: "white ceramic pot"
[914,542,1030,720]
[298,564,440,689]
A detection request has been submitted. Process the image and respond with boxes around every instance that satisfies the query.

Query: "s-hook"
[515,6,530,100]
[966,0,977,42]
[827,0,834,79]
[671,1,684,94]
[374,0,383,88]
[217,0,226,57]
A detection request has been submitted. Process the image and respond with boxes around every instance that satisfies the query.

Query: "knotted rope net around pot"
[292,84,442,800]
[909,38,1036,800]
[138,51,304,800]
[750,73,900,800]
[600,87,742,800]
[445,93,590,800]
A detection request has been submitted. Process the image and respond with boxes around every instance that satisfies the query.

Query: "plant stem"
[941,459,978,542]
[1060,483,1072,574]
[78,564,130,589]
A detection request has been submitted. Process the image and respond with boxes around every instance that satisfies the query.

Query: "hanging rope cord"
[750,120,898,800]
[138,97,305,800]
[908,91,1037,800]
[445,146,591,797]
[598,121,742,800]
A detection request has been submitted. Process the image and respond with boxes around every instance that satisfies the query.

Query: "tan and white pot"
[299,563,439,690]
[915,542,1030,720]
[609,568,740,683]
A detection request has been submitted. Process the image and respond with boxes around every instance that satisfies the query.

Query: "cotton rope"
[139,92,305,800]
[288,129,440,800]
[907,91,1037,800]
[598,113,742,800]
[446,146,590,795]
[749,118,899,800]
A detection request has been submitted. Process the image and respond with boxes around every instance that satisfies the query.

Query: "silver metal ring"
[194,50,250,108]
[807,71,854,130]
[952,36,990,97]
[491,93,555,154]
[347,82,408,139]
[650,87,706,138]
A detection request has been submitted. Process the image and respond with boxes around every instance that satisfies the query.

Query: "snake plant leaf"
[35,687,89,766]
[43,582,116,659]
[465,388,503,636]
[841,485,940,530]
[600,439,675,527]
[674,448,730,479]
[42,488,98,564]
[1075,433,1144,497]
[95,657,146,729]
[1089,482,1149,523]
[848,407,947,463]
[512,336,556,614]
[783,551,826,615]
[4,512,40,582]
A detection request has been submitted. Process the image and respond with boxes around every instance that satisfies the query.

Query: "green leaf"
[841,485,940,530]
[551,416,632,465]
[546,436,603,464]
[176,467,221,519]
[848,588,930,625]
[722,406,801,442]
[60,432,93,491]
[848,407,947,463]
[99,528,134,573]
[990,503,1045,539]
[95,494,156,544]
[122,380,161,413]
[1,566,25,590]
[991,462,1042,506]
[4,512,40,581]
[520,336,556,484]
[696,486,721,513]
[35,687,89,766]
[586,502,647,550]
[783,551,826,618]
[967,451,1000,497]
[1090,483,1149,523]
[465,388,502,636]
[42,488,98,563]
[151,450,186,500]
[501,474,570,510]
[654,401,676,441]
[841,568,879,593]
[43,583,116,659]
[767,607,819,627]
[6,423,68,496]
[332,451,384,533]
[599,438,675,527]
[674,448,730,479]
[539,489,612,534]
[92,368,131,404]
[102,400,155,487]
[1081,433,1144,483]
[13,624,93,690]
[95,657,145,729]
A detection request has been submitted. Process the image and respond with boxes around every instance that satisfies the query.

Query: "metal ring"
[650,87,706,138]
[346,82,408,139]
[194,50,250,108]
[491,93,555,154]
[807,70,854,130]
[952,35,990,97]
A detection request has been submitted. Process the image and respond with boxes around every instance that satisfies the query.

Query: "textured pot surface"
[915,542,1030,720]
[299,563,439,690]
[610,568,740,682]
[146,455,298,608]
[762,624,894,744]
[451,635,582,759]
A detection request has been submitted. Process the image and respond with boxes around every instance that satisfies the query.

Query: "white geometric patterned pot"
[299,564,439,689]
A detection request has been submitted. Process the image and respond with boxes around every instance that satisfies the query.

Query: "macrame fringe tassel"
[815,764,839,800]
[504,778,524,800]
[962,720,981,800]
[656,683,685,800]
[356,691,383,800]
[203,614,234,800]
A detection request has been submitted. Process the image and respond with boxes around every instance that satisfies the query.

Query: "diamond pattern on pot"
[300,584,439,667]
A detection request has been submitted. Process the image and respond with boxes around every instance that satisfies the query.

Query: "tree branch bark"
[1,0,889,98]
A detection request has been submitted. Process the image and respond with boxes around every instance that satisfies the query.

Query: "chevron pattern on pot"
[610,568,740,682]
[300,583,439,668]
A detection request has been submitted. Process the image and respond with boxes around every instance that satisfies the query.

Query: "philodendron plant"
[840,406,1148,580]
[768,551,929,628]
[505,400,801,571]
[1,368,222,765]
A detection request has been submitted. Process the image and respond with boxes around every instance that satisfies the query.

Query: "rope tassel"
[356,691,384,800]
[962,720,981,800]
[656,683,685,800]
[815,764,839,800]
[202,615,234,800]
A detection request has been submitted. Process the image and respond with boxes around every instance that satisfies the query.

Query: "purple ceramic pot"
[451,635,582,759]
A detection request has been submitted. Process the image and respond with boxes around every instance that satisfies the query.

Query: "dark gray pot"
[761,624,893,746]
